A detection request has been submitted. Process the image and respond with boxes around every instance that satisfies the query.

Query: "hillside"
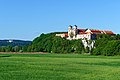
[30,33,120,56]
[0,32,120,56]
[29,32,84,53]
[0,40,32,46]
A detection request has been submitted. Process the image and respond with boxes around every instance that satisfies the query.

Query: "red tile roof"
[78,29,115,35]
[90,30,102,33]
[103,30,115,35]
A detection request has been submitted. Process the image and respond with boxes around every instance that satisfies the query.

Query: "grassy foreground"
[0,53,120,80]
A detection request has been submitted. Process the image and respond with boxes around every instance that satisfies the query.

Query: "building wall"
[56,34,66,38]
[76,33,91,40]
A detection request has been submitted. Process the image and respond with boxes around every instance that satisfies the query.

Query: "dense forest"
[92,34,120,56]
[0,32,120,56]
[28,32,84,54]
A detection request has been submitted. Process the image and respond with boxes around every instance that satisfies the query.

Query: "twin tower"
[68,25,78,39]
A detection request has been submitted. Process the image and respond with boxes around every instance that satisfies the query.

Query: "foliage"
[0,32,120,56]
[92,34,120,56]
[102,40,120,56]
[31,32,84,54]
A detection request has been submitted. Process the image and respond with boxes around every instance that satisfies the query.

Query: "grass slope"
[0,54,120,80]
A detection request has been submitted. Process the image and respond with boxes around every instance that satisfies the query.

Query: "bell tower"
[73,25,78,39]
[68,25,73,39]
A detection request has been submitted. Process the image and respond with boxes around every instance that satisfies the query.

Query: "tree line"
[0,32,120,56]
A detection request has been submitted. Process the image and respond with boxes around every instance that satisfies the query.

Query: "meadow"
[0,53,120,80]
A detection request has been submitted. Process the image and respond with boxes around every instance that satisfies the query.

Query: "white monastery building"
[56,25,115,40]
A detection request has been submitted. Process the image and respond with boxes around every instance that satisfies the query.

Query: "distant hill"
[0,40,32,46]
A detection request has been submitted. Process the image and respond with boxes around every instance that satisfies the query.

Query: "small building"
[56,33,68,38]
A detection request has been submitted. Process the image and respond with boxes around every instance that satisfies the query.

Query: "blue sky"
[0,0,120,40]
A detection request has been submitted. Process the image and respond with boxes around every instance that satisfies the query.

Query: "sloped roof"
[90,29,115,35]
[77,28,115,35]
[90,30,102,34]
[103,30,115,35]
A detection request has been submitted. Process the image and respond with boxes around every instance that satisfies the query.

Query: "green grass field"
[0,53,120,80]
